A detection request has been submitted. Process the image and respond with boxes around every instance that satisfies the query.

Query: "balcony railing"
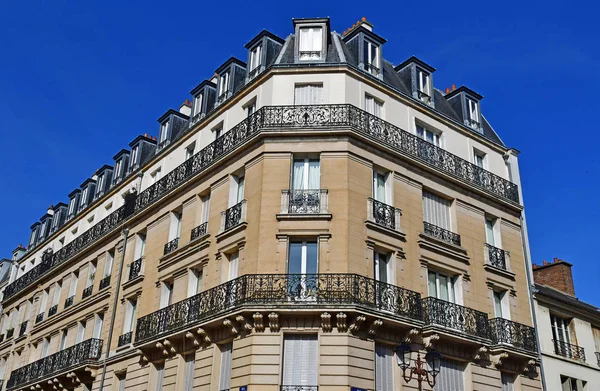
[281,387,318,391]
[595,351,600,367]
[135,273,423,344]
[19,321,28,337]
[64,295,74,309]
[6,338,103,390]
[99,275,111,290]
[118,332,132,347]
[82,285,93,299]
[281,189,328,214]
[484,243,509,271]
[422,297,490,340]
[4,105,518,302]
[191,222,208,241]
[128,258,143,281]
[423,221,461,246]
[553,340,586,362]
[367,198,401,231]
[35,313,44,324]
[164,238,179,255]
[5,328,13,339]
[489,318,537,353]
[220,200,247,232]
[48,305,58,317]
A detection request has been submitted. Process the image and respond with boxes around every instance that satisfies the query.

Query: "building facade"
[533,259,600,390]
[0,17,542,391]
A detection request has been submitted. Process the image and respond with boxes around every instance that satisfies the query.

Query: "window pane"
[292,160,305,189]
[288,242,303,274]
[428,272,437,297]
[305,242,318,274]
[308,160,320,189]
[493,292,503,317]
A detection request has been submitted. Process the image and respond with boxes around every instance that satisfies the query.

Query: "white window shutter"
[501,373,514,391]
[219,343,232,390]
[434,359,465,391]
[423,191,451,230]
[184,354,195,391]
[283,335,318,386]
[375,343,394,391]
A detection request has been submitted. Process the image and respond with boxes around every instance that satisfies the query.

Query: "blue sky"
[1,1,598,305]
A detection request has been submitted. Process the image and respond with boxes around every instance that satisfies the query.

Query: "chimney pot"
[533,258,576,296]
[543,260,547,265]
[452,84,456,90]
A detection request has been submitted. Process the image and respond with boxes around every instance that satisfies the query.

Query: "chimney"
[179,100,192,116]
[532,258,575,296]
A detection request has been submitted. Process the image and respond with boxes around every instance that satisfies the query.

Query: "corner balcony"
[6,338,103,390]
[484,243,510,271]
[489,317,537,354]
[134,273,423,345]
[422,297,490,341]
[553,339,586,362]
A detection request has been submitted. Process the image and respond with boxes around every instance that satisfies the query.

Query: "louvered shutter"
[434,359,464,391]
[375,343,394,391]
[184,354,195,391]
[282,335,318,386]
[422,191,451,230]
[219,343,232,390]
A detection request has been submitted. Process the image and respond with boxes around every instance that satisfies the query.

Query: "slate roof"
[535,284,600,315]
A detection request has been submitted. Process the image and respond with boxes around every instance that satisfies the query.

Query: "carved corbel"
[423,333,440,349]
[253,312,265,332]
[155,341,168,356]
[321,313,332,332]
[85,366,98,378]
[336,313,347,332]
[163,339,176,355]
[349,315,366,333]
[523,359,538,376]
[186,331,201,348]
[368,319,383,336]
[403,328,420,343]
[197,328,211,343]
[236,315,253,332]
[474,346,489,362]
[224,319,238,335]
[490,352,509,368]
[268,312,280,332]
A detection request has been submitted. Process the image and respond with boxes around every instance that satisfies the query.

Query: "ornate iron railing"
[190,222,208,241]
[423,221,461,246]
[6,338,103,390]
[135,273,423,344]
[163,238,179,255]
[281,386,318,391]
[366,63,380,76]
[99,275,111,290]
[19,321,28,337]
[299,51,321,59]
[489,318,537,353]
[35,313,44,324]
[5,104,518,302]
[118,332,132,347]
[48,305,58,317]
[222,201,245,232]
[422,297,490,340]
[128,258,143,281]
[5,328,13,339]
[368,198,397,230]
[484,243,509,271]
[0,334,4,343]
[82,285,93,299]
[64,295,74,309]
[282,189,327,214]
[595,351,600,366]
[553,340,585,362]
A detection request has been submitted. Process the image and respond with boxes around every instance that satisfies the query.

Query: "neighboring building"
[0,17,541,391]
[533,259,600,390]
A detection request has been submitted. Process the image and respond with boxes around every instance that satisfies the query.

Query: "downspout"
[98,226,129,390]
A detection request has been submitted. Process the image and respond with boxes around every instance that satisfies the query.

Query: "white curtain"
[292,161,305,189]
[299,27,322,53]
[294,85,323,105]
[435,359,465,391]
[422,191,451,230]
[308,160,320,189]
[219,343,232,391]
[375,343,394,391]
[282,335,318,386]
[373,172,386,202]
[228,252,239,280]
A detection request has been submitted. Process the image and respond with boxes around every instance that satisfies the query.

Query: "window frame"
[416,123,442,147]
[365,94,384,118]
[298,26,323,60]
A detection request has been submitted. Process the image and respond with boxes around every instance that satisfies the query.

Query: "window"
[52,282,61,307]
[292,158,320,190]
[155,363,165,391]
[474,149,486,168]
[249,45,262,72]
[130,146,139,169]
[298,27,323,60]
[365,95,383,118]
[219,343,233,391]
[428,271,457,303]
[59,329,67,350]
[185,142,196,160]
[124,298,137,333]
[467,98,479,127]
[39,288,49,315]
[114,159,122,180]
[416,124,441,146]
[41,337,50,358]
[193,92,204,117]
[93,313,103,339]
[246,101,256,117]
[219,71,230,98]
[160,282,173,309]
[117,376,126,391]
[168,212,182,241]
[417,69,430,99]
[200,195,211,224]
[561,376,586,391]
[364,39,379,74]
[68,272,79,299]
[434,359,464,391]
[68,198,76,215]
[294,84,323,105]
[183,354,195,391]
[282,335,318,387]
[86,262,96,288]
[104,250,114,278]
[150,168,162,184]
[422,191,451,230]
[593,327,600,355]
[228,252,239,281]
[97,174,105,195]
[213,124,223,140]
[374,251,392,284]
[81,187,89,206]
[76,320,86,343]
[134,234,146,260]
[188,269,203,297]
[551,315,572,348]
[493,291,510,319]
[501,373,514,391]
[375,343,394,391]
[229,175,245,206]
[372,171,389,203]
[485,216,502,248]
[159,121,169,144]
[288,240,318,275]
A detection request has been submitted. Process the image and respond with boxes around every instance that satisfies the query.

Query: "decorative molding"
[321,312,332,332]
[368,319,383,336]
[253,312,265,332]
[268,312,280,332]
[423,333,440,349]
[223,319,238,335]
[196,328,211,343]
[336,313,347,332]
[236,315,252,332]
[349,315,366,333]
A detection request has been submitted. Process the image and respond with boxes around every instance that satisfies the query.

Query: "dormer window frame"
[248,43,263,80]
[416,67,432,103]
[113,159,123,184]
[158,120,170,149]
[363,38,380,76]
[193,91,204,118]
[466,96,481,129]
[293,19,329,63]
[218,71,230,104]
[130,145,139,171]
[96,174,105,198]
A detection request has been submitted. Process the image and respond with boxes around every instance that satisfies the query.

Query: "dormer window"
[299,27,323,60]
[218,71,230,102]
[68,199,76,216]
[114,159,122,182]
[248,45,262,79]
[81,188,88,206]
[467,97,480,128]
[363,39,380,75]
[159,121,169,148]
[96,175,105,196]
[193,92,203,118]
[416,69,431,102]
[130,146,138,170]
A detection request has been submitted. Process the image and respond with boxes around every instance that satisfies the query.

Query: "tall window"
[52,281,61,307]
[38,288,49,316]
[59,329,67,350]
[467,98,479,126]
[417,69,430,98]
[188,269,203,297]
[86,262,96,289]
[292,159,320,190]
[474,149,486,168]
[155,363,165,391]
[422,191,451,230]
[81,187,89,206]
[76,320,86,343]
[364,40,379,74]
[168,212,182,241]
[298,27,322,60]
[130,146,139,169]
[288,241,318,275]
[219,71,230,97]
[551,315,571,346]
[294,84,323,105]
[183,354,195,391]
[282,335,318,387]
[561,376,586,391]
[434,359,464,391]
[428,271,457,303]
[68,198,76,216]
[185,142,196,160]
[96,174,105,195]
[493,291,510,319]
[193,92,204,117]
[93,313,104,339]
[228,252,239,281]
[249,45,262,72]
[365,95,383,118]
[134,234,146,260]
[160,281,173,309]
[416,124,441,146]
[200,195,211,224]
[159,121,169,144]
[219,343,233,391]
[104,250,114,278]
[68,272,79,299]
[485,217,501,248]
[375,343,394,391]
[123,298,137,334]
[372,171,389,203]
[41,337,50,358]
[246,101,256,117]
[374,251,392,284]
[229,175,245,207]
[114,159,122,181]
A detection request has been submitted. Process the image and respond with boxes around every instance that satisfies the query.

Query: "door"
[288,241,318,300]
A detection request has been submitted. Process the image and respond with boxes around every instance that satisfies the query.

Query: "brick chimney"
[532,258,575,296]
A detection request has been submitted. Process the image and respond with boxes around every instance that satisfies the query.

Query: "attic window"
[298,27,323,60]
[248,45,262,79]
[466,97,480,128]
[218,71,230,103]
[193,92,204,118]
[416,68,431,102]
[130,146,139,169]
[114,159,122,182]
[363,39,380,75]
[159,121,169,148]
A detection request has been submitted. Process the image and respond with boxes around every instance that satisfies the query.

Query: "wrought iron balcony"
[19,321,28,337]
[220,200,247,232]
[128,258,143,281]
[299,51,321,60]
[422,297,490,340]
[35,313,44,324]
[64,295,74,309]
[281,386,318,391]
[118,332,132,347]
[191,222,208,241]
[367,198,401,231]
[281,189,328,214]
[48,304,58,317]
[5,328,13,339]
[484,243,510,271]
[135,273,423,344]
[6,338,102,390]
[82,285,93,299]
[489,318,537,353]
[595,351,600,366]
[553,339,586,362]
[365,63,380,76]
[99,275,111,290]
[423,221,461,246]
[164,237,179,255]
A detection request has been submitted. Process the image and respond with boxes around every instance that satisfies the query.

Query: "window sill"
[276,213,332,221]
[365,219,406,242]
[215,221,247,243]
[418,233,469,264]
[483,264,516,290]
[158,234,211,272]
[122,274,144,290]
